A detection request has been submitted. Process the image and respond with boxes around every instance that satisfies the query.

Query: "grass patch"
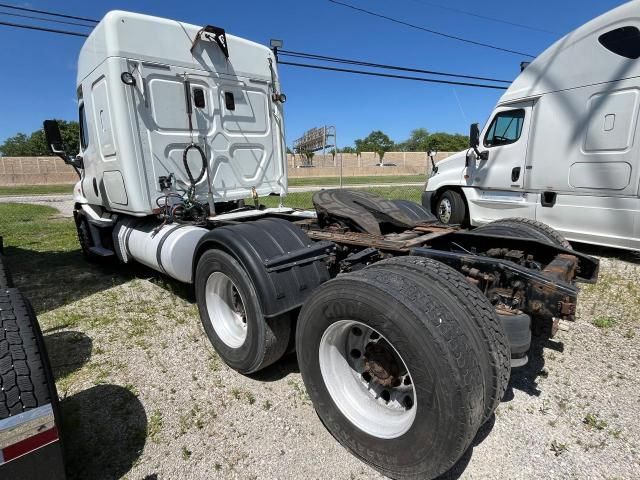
[259,185,424,209]
[0,177,423,196]
[0,203,76,252]
[550,440,568,456]
[583,412,608,430]
[148,409,164,443]
[0,184,74,196]
[287,175,424,187]
[593,316,617,329]
[181,446,192,460]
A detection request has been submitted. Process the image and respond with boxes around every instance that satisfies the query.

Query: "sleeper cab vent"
[598,26,640,59]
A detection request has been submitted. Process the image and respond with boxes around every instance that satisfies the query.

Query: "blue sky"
[0,0,627,148]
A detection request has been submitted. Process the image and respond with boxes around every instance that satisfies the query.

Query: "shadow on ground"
[40,321,147,479]
[437,414,496,480]
[250,352,300,382]
[437,330,561,478]
[503,333,564,400]
[573,241,640,263]
[43,330,93,381]
[3,246,193,315]
[60,384,147,480]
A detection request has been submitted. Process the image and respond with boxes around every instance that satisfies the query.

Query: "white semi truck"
[43,11,598,480]
[424,1,640,252]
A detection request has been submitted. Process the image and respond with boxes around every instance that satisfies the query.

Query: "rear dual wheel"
[474,217,572,249]
[195,250,290,374]
[296,258,509,479]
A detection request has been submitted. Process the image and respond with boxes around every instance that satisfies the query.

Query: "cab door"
[464,101,536,222]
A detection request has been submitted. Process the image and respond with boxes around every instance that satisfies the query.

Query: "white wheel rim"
[438,197,452,223]
[318,320,417,439]
[205,272,248,348]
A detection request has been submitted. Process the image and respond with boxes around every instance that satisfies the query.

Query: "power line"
[277,60,508,90]
[0,10,95,28]
[327,0,536,58]
[0,20,88,37]
[279,49,511,83]
[0,3,98,24]
[0,7,510,91]
[408,0,557,35]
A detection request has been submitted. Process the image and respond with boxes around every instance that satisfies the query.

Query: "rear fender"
[193,218,332,318]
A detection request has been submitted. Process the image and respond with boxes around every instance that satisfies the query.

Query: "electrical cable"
[0,10,95,28]
[407,0,557,35]
[0,3,98,24]
[279,49,511,84]
[0,15,514,88]
[277,60,508,90]
[0,20,88,37]
[327,0,536,58]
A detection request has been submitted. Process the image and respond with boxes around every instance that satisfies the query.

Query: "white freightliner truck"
[424,1,640,252]
[43,11,598,480]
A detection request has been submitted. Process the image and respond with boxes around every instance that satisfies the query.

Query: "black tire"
[0,254,14,289]
[296,267,485,480]
[435,190,467,225]
[368,256,510,424]
[474,217,572,249]
[0,289,59,419]
[195,250,290,374]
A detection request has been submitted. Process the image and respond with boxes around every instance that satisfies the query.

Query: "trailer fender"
[193,218,333,318]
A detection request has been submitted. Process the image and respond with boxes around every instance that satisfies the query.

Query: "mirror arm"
[50,144,83,170]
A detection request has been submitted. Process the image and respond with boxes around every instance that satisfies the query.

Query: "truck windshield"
[484,109,525,147]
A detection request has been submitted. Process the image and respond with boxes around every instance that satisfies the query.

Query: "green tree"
[397,129,469,153]
[402,128,431,152]
[301,150,314,167]
[339,146,356,154]
[0,120,80,157]
[354,130,394,163]
[425,132,469,152]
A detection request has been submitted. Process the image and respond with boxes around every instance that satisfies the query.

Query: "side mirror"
[469,123,480,148]
[43,120,66,157]
[43,120,82,170]
[468,122,489,161]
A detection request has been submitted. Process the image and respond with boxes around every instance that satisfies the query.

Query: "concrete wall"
[0,151,458,186]
[287,151,455,177]
[0,157,78,186]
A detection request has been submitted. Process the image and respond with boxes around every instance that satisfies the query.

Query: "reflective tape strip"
[2,426,59,463]
[0,404,58,463]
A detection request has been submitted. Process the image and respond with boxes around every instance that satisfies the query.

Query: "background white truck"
[424,1,640,252]
[42,10,598,480]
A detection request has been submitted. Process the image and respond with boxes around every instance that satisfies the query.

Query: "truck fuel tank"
[115,220,208,283]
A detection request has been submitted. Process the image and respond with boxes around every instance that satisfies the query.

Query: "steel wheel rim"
[438,197,452,223]
[205,272,248,348]
[318,320,417,439]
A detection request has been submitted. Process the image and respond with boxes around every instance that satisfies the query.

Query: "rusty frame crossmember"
[297,219,599,326]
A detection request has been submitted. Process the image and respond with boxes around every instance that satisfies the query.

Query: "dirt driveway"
[2,202,639,479]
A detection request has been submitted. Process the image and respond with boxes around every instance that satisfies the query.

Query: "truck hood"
[425,150,467,193]
[435,150,467,170]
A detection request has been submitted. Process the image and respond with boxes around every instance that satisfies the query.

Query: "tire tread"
[0,289,51,419]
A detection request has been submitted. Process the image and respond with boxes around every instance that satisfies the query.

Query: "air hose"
[182,143,206,186]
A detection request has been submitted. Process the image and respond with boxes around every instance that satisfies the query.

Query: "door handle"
[541,191,556,207]
[511,167,521,182]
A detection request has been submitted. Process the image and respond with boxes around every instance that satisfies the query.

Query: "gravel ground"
[3,199,639,479]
